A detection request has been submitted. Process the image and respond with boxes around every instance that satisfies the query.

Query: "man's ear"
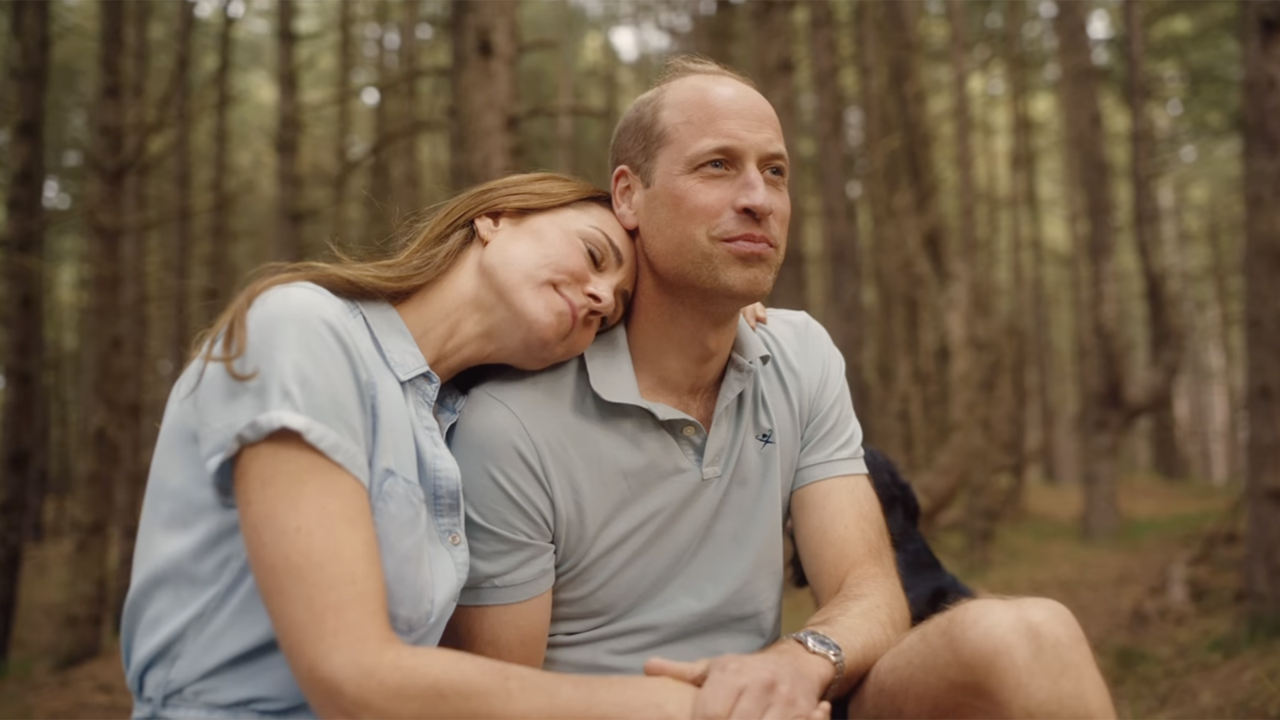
[473,213,502,245]
[611,166,642,232]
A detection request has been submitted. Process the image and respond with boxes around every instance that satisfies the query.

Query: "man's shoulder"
[460,357,587,421]
[753,309,839,369]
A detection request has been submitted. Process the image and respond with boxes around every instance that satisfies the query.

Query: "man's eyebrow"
[590,225,625,267]
[691,144,790,166]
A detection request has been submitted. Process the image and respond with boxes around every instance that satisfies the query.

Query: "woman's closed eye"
[585,242,604,270]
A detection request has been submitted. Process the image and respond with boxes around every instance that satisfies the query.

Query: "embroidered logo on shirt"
[756,429,775,449]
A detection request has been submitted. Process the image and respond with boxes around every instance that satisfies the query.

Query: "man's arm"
[441,592,552,668]
[787,472,911,694]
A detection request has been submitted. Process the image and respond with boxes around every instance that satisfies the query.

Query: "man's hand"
[644,643,833,720]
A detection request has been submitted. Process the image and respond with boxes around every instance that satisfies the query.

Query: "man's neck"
[624,283,744,428]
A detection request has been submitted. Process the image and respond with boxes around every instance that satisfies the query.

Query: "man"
[446,56,1116,720]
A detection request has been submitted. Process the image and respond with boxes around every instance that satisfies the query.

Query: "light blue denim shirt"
[121,282,468,719]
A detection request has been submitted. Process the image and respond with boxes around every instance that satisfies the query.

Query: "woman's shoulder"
[241,282,366,358]
[251,281,353,320]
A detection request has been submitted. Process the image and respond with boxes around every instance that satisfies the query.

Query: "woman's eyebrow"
[589,225,625,267]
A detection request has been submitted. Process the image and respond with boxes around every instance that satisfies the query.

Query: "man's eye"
[767,165,787,178]
[707,159,727,170]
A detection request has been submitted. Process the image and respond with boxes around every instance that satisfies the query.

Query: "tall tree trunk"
[275,0,302,261]
[690,0,736,66]
[1057,0,1183,540]
[399,0,421,211]
[207,1,237,309]
[555,0,577,177]
[171,0,195,366]
[755,0,807,311]
[1126,0,1186,482]
[110,0,153,636]
[0,0,50,665]
[1058,0,1124,539]
[809,0,865,406]
[369,1,393,228]
[332,0,352,243]
[1243,0,1280,623]
[1007,0,1058,483]
[854,0,894,447]
[450,0,518,191]
[61,0,128,667]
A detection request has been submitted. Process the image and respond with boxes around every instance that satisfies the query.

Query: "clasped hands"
[645,641,835,720]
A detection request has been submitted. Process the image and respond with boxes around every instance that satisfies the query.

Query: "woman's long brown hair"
[194,172,611,380]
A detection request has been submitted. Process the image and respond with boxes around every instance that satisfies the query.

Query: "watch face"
[802,631,841,655]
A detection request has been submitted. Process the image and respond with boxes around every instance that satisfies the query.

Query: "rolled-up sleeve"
[191,284,373,499]
[450,387,557,606]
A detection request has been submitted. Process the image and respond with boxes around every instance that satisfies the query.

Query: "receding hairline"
[609,55,759,183]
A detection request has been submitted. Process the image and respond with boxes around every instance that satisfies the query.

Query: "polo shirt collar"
[584,317,773,407]
[354,298,436,383]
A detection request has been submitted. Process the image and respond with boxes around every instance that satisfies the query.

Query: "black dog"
[790,446,973,626]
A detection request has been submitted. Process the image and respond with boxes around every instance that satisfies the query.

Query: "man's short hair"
[608,55,756,186]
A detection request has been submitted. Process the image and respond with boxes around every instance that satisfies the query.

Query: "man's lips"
[721,233,776,252]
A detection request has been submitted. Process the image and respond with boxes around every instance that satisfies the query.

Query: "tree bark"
[1007,0,1059,484]
[755,0,807,311]
[0,0,50,664]
[110,0,153,636]
[60,0,127,667]
[332,0,353,243]
[399,0,422,211]
[854,1,894,447]
[208,0,237,308]
[1243,0,1280,622]
[808,0,865,406]
[1057,0,1183,539]
[171,0,195,365]
[369,1,393,228]
[275,0,302,261]
[1126,0,1187,482]
[450,0,518,191]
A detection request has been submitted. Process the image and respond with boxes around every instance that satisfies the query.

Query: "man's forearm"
[791,572,911,698]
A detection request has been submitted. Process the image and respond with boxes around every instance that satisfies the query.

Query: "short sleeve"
[449,387,557,606]
[190,284,373,499]
[793,319,868,490]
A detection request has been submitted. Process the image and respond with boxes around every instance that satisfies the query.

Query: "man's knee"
[935,598,1097,683]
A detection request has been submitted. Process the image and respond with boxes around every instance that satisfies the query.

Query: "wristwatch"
[783,629,846,700]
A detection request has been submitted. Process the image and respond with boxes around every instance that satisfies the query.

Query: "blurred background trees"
[0,0,1276,684]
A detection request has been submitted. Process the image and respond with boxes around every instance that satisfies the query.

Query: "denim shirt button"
[448,533,462,546]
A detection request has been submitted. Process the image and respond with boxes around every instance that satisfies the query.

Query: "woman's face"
[476,202,636,369]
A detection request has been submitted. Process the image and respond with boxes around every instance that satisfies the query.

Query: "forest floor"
[1,474,1277,719]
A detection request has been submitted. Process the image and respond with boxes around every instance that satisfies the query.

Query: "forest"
[0,0,1278,717]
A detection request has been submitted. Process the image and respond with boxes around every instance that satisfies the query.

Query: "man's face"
[615,75,790,309]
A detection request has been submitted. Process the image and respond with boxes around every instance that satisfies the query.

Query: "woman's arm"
[235,431,697,720]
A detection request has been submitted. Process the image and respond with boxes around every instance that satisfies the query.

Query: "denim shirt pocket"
[370,467,436,640]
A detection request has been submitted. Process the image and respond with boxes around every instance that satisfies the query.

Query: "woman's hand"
[740,303,768,329]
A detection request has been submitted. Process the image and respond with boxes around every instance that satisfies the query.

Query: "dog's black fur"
[790,446,973,626]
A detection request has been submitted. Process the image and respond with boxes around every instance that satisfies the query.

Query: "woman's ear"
[473,213,501,246]
[610,166,642,232]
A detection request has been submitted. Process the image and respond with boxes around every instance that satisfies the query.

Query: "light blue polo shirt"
[121,282,468,719]
[450,310,868,675]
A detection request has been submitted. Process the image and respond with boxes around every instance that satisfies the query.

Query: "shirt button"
[449,533,462,546]
[682,425,697,437]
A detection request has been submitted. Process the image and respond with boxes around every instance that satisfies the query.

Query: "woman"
[121,173,711,719]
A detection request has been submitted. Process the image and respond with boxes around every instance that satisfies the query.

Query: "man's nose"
[734,169,777,220]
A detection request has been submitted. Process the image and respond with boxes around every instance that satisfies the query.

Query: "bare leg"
[847,597,1116,719]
